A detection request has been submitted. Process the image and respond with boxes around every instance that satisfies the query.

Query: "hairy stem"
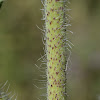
[45,0,69,100]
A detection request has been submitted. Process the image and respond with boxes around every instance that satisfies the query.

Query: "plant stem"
[45,0,68,100]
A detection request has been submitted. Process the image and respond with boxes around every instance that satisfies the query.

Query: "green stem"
[45,0,69,100]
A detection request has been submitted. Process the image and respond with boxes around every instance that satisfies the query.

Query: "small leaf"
[0,0,4,8]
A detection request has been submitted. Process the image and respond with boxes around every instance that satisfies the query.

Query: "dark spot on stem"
[50,21,52,25]
[56,72,59,75]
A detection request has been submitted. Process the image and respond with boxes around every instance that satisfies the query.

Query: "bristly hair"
[0,81,17,100]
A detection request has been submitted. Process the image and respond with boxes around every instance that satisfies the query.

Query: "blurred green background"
[0,0,100,100]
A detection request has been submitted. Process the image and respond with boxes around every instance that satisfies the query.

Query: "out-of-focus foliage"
[0,0,100,100]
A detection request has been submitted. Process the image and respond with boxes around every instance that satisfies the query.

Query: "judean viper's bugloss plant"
[40,0,72,100]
